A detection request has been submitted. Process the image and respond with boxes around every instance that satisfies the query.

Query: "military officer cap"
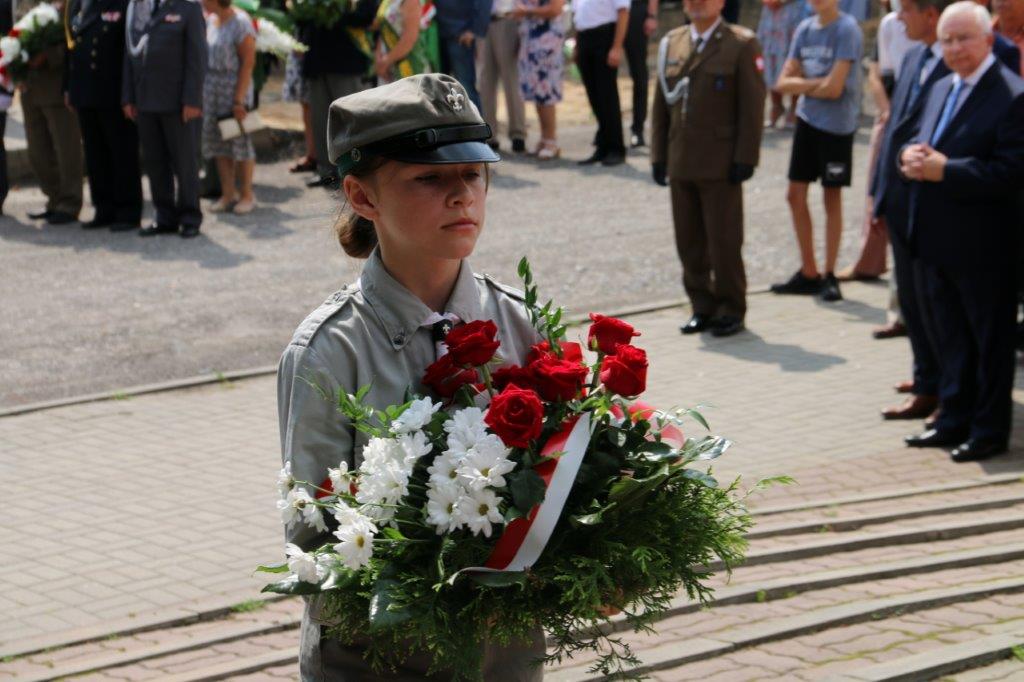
[328,74,500,176]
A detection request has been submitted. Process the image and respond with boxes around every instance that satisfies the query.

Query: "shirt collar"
[690,18,722,46]
[927,40,943,60]
[359,248,483,350]
[953,52,996,88]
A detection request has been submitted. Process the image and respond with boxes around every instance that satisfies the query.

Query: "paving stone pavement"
[1,279,1022,655]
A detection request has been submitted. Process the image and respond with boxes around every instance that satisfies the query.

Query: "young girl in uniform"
[277,73,547,681]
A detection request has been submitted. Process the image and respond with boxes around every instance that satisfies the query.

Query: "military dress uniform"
[66,0,143,229]
[277,74,547,681]
[122,0,207,236]
[651,19,765,330]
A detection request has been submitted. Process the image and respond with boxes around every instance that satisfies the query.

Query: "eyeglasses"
[939,32,986,47]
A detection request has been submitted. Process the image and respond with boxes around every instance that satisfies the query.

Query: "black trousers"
[919,260,1016,443]
[576,22,625,157]
[136,111,202,229]
[77,107,143,224]
[625,0,649,137]
[890,234,941,396]
[0,111,8,211]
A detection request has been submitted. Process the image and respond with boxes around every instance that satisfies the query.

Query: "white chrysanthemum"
[255,18,307,56]
[391,397,441,434]
[285,543,326,583]
[425,480,466,534]
[358,437,406,476]
[399,430,433,466]
[277,462,295,497]
[456,488,504,538]
[277,488,319,528]
[457,442,516,491]
[444,407,489,450]
[328,461,354,494]
[0,37,20,66]
[333,523,375,570]
[427,451,462,487]
[14,3,58,31]
[333,501,377,533]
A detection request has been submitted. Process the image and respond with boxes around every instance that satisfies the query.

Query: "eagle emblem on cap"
[445,88,465,112]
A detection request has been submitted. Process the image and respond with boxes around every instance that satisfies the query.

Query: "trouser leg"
[492,16,526,141]
[625,0,648,137]
[137,112,177,227]
[891,235,940,396]
[920,263,975,435]
[671,179,715,316]
[22,98,61,213]
[576,30,603,152]
[43,104,84,216]
[161,113,202,228]
[700,180,747,319]
[309,76,334,179]
[101,110,143,224]
[78,107,115,221]
[478,25,501,136]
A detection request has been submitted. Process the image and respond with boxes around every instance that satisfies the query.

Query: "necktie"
[906,49,933,112]
[930,79,963,146]
[421,312,460,359]
[693,36,704,54]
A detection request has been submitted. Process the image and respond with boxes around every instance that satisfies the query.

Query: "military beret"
[328,74,500,176]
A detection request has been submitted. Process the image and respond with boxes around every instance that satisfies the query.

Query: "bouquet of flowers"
[261,260,767,680]
[286,0,351,28]
[0,2,64,82]
[254,18,307,57]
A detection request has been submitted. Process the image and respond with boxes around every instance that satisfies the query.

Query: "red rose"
[445,320,500,367]
[529,354,589,402]
[588,314,640,355]
[8,28,19,37]
[422,354,479,399]
[599,344,648,396]
[526,340,584,365]
[492,364,536,392]
[485,386,544,448]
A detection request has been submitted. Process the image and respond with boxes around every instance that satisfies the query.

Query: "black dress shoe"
[82,217,114,229]
[680,314,713,335]
[110,221,141,232]
[46,211,78,225]
[307,174,339,188]
[904,428,969,448]
[630,132,645,148]
[951,438,1008,462]
[577,151,606,166]
[600,152,626,167]
[139,222,178,237]
[27,208,52,220]
[180,224,201,238]
[511,138,526,153]
[711,316,745,337]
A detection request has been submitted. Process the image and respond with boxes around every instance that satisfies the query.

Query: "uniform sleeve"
[734,36,766,167]
[122,44,134,105]
[650,38,669,167]
[278,344,354,551]
[182,3,207,109]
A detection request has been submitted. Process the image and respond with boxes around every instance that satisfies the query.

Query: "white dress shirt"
[572,0,630,31]
[948,53,997,117]
[689,18,722,53]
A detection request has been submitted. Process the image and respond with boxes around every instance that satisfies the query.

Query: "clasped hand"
[899,143,947,182]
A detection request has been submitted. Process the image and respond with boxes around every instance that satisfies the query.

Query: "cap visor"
[385,140,501,165]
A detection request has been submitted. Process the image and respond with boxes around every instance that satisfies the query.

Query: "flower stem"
[481,364,496,399]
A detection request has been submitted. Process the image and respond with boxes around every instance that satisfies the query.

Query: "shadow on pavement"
[252,182,303,204]
[814,296,886,324]
[698,329,847,373]
[0,215,254,269]
[214,205,297,240]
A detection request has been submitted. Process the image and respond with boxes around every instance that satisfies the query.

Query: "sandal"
[209,198,236,213]
[289,157,317,173]
[233,198,256,215]
[536,139,561,161]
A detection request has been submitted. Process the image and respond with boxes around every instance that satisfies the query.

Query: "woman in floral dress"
[514,0,564,159]
[756,0,805,127]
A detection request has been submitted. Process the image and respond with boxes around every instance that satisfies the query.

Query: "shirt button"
[393,333,406,345]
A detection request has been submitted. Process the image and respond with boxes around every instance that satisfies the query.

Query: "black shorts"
[787,118,855,187]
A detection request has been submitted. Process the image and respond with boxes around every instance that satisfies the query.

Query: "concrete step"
[948,655,1024,681]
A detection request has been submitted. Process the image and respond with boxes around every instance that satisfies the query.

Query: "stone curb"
[705,513,1024,572]
[549,576,1024,681]
[752,474,1024,517]
[747,490,1024,540]
[0,592,286,660]
[13,616,300,682]
[160,649,301,682]
[827,630,1024,682]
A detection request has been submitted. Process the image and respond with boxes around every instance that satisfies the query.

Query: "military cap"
[328,74,500,176]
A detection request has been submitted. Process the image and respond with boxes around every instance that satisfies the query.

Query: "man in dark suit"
[122,0,207,238]
[66,0,143,231]
[871,0,951,423]
[900,0,1024,461]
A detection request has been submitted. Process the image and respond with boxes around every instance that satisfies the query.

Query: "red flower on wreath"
[485,386,544,448]
[599,344,648,396]
[587,314,640,355]
[445,320,500,367]
[422,354,479,399]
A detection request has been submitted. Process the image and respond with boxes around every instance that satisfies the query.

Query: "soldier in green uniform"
[651,0,766,337]
[278,73,548,681]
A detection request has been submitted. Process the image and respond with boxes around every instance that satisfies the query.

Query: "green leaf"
[570,510,606,525]
[606,429,627,448]
[369,578,413,629]
[608,465,670,507]
[255,562,289,574]
[680,408,710,431]
[381,527,406,541]
[260,574,326,595]
[509,469,547,513]
[467,571,528,587]
[504,505,526,524]
[682,469,719,488]
[517,257,529,279]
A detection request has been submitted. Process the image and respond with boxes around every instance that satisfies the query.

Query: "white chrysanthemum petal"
[456,488,504,538]
[333,525,375,570]
[456,444,516,491]
[391,397,441,434]
[425,480,466,534]
[277,462,295,497]
[427,452,462,487]
[399,430,433,467]
[327,460,353,494]
[285,543,326,583]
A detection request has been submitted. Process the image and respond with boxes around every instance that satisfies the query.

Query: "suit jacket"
[872,42,950,237]
[907,62,1024,271]
[651,22,766,182]
[995,32,1022,77]
[121,0,206,113]
[65,0,130,108]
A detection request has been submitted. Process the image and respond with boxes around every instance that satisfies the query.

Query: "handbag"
[217,110,266,140]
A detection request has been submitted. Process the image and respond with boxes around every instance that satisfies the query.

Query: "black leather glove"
[652,162,667,187]
[728,163,755,184]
